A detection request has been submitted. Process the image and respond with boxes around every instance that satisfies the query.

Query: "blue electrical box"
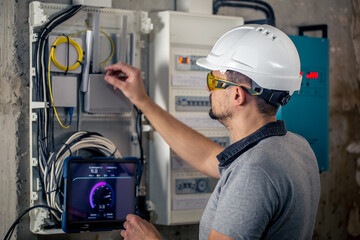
[276,35,329,171]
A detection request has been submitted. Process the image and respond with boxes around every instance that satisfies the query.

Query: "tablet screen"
[63,158,137,232]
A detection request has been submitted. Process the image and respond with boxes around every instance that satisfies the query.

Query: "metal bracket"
[92,12,100,73]
[118,15,128,63]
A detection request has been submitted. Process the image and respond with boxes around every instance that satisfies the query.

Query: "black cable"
[35,5,83,102]
[34,4,84,158]
[3,205,61,240]
[64,34,70,75]
[213,0,276,26]
[214,1,270,18]
[30,4,85,229]
[134,106,144,182]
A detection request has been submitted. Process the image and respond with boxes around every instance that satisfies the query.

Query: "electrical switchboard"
[28,2,152,234]
[149,11,244,225]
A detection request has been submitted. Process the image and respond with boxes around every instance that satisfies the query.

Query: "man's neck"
[227,112,277,143]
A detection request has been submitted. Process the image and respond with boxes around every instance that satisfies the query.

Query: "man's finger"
[126,214,138,222]
[104,61,126,71]
[104,75,125,89]
[120,230,126,238]
[105,62,135,76]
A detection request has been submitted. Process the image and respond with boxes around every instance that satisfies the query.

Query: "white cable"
[42,131,122,220]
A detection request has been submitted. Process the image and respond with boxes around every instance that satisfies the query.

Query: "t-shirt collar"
[217,120,287,168]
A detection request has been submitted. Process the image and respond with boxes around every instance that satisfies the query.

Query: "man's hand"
[104,62,150,107]
[121,214,161,240]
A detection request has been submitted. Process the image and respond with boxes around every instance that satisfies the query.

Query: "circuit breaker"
[277,35,329,171]
[148,11,244,225]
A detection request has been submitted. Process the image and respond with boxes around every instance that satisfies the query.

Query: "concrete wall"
[0,0,359,239]
[0,0,23,238]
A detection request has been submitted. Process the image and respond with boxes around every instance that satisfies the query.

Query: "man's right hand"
[104,62,150,108]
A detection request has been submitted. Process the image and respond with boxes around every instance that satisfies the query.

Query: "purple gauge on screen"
[89,182,115,211]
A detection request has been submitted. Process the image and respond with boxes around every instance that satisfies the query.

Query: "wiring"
[134,106,144,183]
[48,28,114,129]
[49,29,115,72]
[41,131,122,220]
[3,205,61,240]
[48,54,71,129]
[213,0,276,26]
[68,29,115,66]
[98,30,115,66]
[32,4,84,226]
[50,36,84,71]
[34,4,85,181]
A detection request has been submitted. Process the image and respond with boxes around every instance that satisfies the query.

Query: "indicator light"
[178,56,190,65]
[306,72,318,79]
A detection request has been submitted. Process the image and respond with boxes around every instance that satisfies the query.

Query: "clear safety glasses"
[207,72,260,95]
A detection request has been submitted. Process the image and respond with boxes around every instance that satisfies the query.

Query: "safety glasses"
[207,72,260,95]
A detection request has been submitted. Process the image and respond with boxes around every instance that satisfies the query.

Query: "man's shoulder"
[228,132,318,182]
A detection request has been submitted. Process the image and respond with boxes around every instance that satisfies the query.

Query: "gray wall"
[0,0,359,239]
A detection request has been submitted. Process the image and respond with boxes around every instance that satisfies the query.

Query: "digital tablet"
[62,156,138,232]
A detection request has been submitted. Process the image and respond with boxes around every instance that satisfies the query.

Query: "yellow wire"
[68,30,115,66]
[47,30,115,129]
[69,30,87,37]
[50,36,84,71]
[98,30,115,66]
[48,54,70,129]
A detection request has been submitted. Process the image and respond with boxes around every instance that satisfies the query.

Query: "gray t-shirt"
[200,121,321,239]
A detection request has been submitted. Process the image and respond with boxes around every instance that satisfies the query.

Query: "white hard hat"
[196,24,302,92]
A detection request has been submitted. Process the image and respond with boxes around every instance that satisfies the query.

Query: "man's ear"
[234,86,246,106]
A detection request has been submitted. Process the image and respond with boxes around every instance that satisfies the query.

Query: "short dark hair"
[226,70,279,116]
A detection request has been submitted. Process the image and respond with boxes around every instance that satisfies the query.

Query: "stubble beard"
[209,94,232,126]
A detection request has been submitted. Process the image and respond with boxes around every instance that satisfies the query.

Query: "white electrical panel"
[28,2,151,234]
[72,0,112,8]
[149,11,244,225]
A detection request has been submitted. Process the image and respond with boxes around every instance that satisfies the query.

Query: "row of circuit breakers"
[28,1,329,233]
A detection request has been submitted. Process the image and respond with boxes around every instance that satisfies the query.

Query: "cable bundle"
[40,131,122,220]
[35,4,85,179]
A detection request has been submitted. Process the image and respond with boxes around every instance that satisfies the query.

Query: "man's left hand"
[121,214,161,240]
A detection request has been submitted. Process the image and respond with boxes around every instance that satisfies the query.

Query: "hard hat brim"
[196,57,226,72]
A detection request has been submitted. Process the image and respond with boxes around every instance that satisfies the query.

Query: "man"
[104,24,321,240]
